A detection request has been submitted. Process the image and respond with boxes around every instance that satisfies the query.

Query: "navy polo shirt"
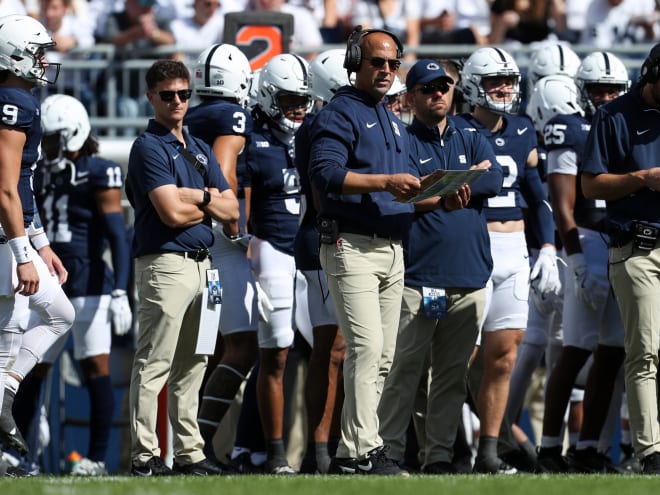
[126,119,230,257]
[404,117,503,289]
[582,83,660,229]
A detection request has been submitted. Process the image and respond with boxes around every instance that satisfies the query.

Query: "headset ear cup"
[350,44,361,72]
[641,59,659,84]
[343,28,403,72]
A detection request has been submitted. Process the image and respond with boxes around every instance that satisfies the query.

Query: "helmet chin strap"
[271,121,298,144]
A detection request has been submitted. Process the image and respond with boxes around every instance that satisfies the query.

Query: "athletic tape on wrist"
[30,231,50,251]
[9,236,32,264]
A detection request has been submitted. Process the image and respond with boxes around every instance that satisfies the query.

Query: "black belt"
[340,223,399,241]
[169,249,210,262]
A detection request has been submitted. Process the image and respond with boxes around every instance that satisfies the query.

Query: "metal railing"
[37,42,653,138]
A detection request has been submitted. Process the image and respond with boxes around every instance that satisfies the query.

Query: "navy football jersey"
[0,87,43,227]
[544,113,604,228]
[453,113,538,223]
[246,127,301,255]
[185,100,254,198]
[36,156,124,296]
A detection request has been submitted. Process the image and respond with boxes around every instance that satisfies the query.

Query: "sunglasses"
[366,57,401,71]
[158,89,193,102]
[418,82,451,95]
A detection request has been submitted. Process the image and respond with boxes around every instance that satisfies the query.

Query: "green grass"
[0,474,656,495]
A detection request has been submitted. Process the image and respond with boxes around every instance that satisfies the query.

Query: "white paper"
[406,169,487,203]
[195,288,221,355]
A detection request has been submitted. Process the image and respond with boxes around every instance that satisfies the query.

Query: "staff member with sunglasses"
[378,59,502,474]
[308,27,421,476]
[126,59,239,476]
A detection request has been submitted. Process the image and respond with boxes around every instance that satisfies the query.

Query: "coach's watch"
[200,190,211,206]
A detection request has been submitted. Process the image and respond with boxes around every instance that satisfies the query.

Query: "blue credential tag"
[422,287,447,320]
[207,269,222,305]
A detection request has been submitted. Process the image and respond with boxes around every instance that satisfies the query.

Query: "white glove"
[529,277,561,317]
[110,289,133,335]
[567,253,609,311]
[530,246,562,295]
[255,282,273,323]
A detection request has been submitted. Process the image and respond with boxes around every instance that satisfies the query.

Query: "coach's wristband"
[30,231,50,251]
[9,236,32,264]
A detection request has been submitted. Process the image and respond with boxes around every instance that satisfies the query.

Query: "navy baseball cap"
[406,59,454,91]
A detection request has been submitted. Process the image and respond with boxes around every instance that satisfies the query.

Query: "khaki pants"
[609,241,660,458]
[320,233,404,459]
[379,286,485,464]
[130,253,209,464]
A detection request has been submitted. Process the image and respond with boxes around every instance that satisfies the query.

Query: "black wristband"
[201,190,211,206]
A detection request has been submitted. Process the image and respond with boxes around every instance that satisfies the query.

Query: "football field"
[0,474,654,495]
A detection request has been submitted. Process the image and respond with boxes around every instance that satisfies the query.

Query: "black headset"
[640,43,660,84]
[343,25,404,73]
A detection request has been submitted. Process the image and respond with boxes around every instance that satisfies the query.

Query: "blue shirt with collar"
[126,119,230,257]
[581,83,660,231]
[308,85,413,240]
[404,116,503,289]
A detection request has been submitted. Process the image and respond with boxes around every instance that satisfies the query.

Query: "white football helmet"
[193,43,252,106]
[256,53,312,133]
[41,94,91,152]
[0,15,59,86]
[575,51,630,115]
[309,48,349,103]
[527,43,581,101]
[387,75,406,97]
[247,68,262,111]
[461,46,521,114]
[526,74,584,133]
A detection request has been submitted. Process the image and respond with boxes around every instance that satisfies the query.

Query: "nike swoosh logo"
[357,460,373,472]
[77,171,90,179]
[517,128,528,135]
[637,129,650,135]
[420,158,433,164]
[173,153,180,159]
[366,122,377,128]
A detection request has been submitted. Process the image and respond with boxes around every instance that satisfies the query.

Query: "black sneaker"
[356,446,409,476]
[0,390,27,455]
[473,455,517,474]
[422,461,457,475]
[619,444,642,474]
[264,458,297,475]
[536,446,569,473]
[642,452,660,474]
[228,452,262,474]
[568,447,610,474]
[131,456,177,476]
[328,456,357,474]
[4,465,32,477]
[298,454,318,474]
[500,447,538,473]
[173,458,225,475]
[451,455,473,473]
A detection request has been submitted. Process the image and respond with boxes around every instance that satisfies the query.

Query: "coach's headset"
[343,25,404,75]
[640,42,660,85]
